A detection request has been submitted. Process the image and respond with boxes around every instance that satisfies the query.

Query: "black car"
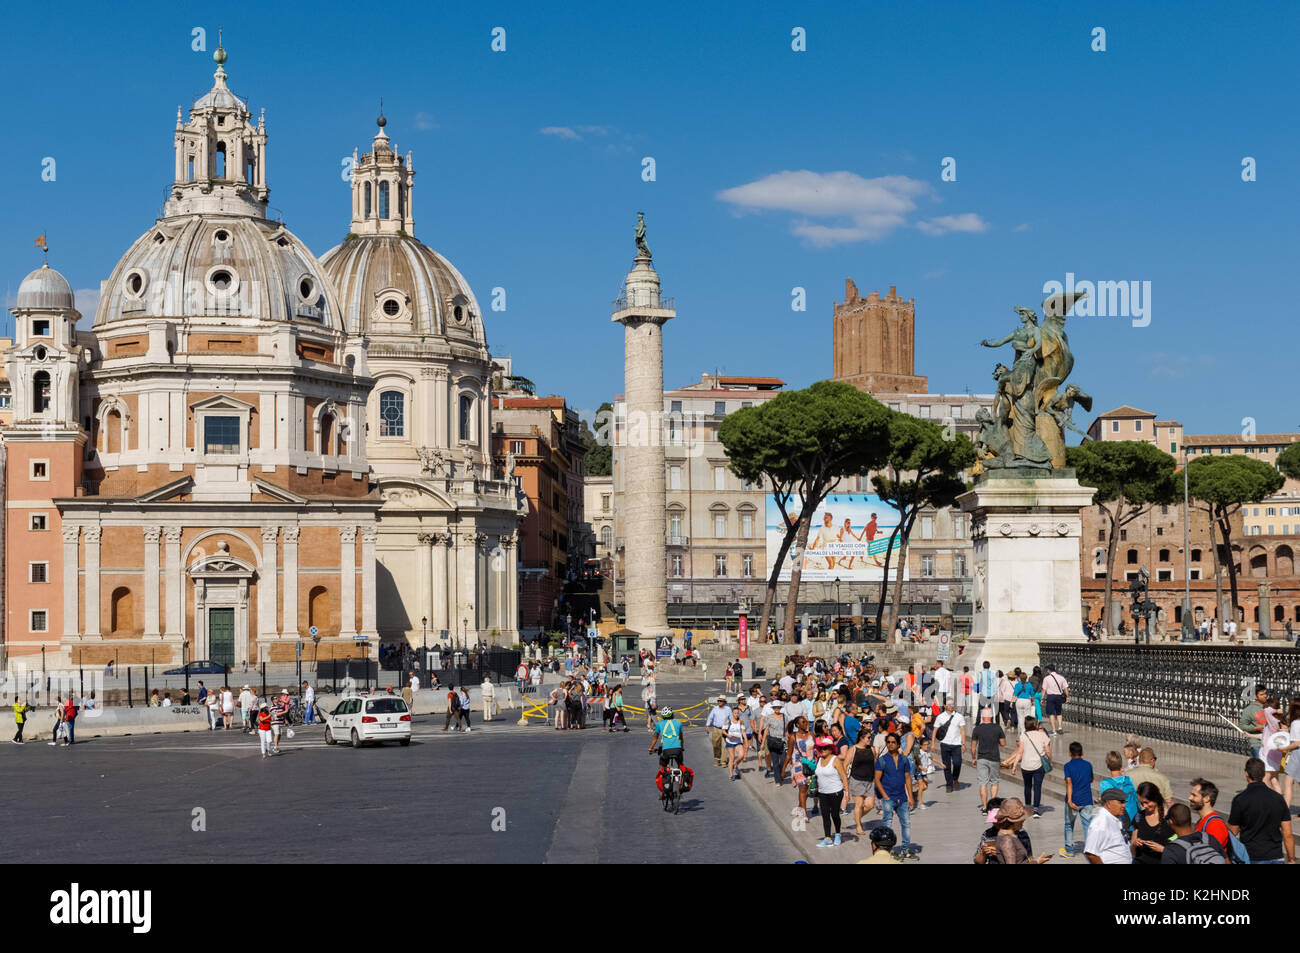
[163,660,230,676]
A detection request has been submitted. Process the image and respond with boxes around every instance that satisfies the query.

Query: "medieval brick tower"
[831,279,927,394]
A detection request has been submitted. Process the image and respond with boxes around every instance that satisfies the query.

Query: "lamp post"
[834,576,842,641]
[421,616,428,671]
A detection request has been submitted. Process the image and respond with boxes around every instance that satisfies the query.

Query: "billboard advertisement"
[765,493,906,583]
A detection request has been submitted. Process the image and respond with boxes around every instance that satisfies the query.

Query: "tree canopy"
[871,414,975,639]
[1186,454,1284,619]
[1067,440,1178,630]
[1276,441,1300,482]
[720,380,892,640]
[582,401,612,476]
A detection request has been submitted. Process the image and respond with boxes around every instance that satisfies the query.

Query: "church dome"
[96,215,342,330]
[320,235,485,344]
[15,263,76,311]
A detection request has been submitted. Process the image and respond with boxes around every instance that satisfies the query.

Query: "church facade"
[2,47,521,667]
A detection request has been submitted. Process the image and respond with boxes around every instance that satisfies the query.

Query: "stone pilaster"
[84,527,102,636]
[143,526,162,638]
[164,526,183,639]
[360,525,378,639]
[62,526,80,637]
[261,526,279,638]
[339,526,357,639]
[283,527,300,635]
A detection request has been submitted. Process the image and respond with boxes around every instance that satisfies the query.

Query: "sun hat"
[996,798,1027,822]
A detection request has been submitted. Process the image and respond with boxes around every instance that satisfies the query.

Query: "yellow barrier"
[517,696,551,725]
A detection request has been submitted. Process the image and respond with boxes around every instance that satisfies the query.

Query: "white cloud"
[1013,222,1031,232]
[540,126,581,140]
[717,170,987,246]
[575,125,611,136]
[916,213,991,236]
[413,112,437,130]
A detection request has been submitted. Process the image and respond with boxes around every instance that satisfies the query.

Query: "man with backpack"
[1189,778,1235,858]
[1161,803,1226,864]
[443,685,462,732]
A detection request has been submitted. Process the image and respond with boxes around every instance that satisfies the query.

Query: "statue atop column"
[635,211,651,260]
[974,291,1092,472]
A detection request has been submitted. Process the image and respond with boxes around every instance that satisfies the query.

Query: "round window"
[214,229,230,243]
[123,270,147,299]
[299,278,315,301]
[382,298,401,317]
[34,346,47,361]
[204,265,240,296]
[453,305,464,323]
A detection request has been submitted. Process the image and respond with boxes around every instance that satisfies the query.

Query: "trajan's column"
[613,213,675,654]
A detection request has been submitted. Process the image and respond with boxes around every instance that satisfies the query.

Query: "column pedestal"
[957,471,1096,675]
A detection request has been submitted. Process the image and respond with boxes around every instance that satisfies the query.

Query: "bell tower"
[3,262,87,662]
[165,38,269,219]
[349,113,416,236]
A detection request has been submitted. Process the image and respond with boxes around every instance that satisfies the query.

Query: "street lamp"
[421,616,428,670]
[834,576,842,641]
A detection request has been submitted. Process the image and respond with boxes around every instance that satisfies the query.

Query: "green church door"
[209,608,235,669]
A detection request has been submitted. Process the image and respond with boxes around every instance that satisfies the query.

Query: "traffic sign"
[937,629,952,661]
[309,625,319,636]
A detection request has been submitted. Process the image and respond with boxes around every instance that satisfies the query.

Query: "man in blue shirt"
[977,662,996,717]
[1061,741,1096,857]
[874,732,916,857]
[704,695,732,765]
[649,707,685,768]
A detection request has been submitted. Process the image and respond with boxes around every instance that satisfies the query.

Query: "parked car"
[324,693,412,747]
[163,660,230,676]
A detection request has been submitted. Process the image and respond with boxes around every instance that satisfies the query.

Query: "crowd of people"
[693,650,1297,864]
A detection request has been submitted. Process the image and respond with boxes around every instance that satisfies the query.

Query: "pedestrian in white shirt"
[1084,788,1133,864]
[482,678,496,721]
[934,663,952,707]
[221,687,235,730]
[302,682,316,724]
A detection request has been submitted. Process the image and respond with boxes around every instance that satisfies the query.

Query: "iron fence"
[1038,642,1300,755]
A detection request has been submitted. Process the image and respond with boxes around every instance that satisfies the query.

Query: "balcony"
[668,535,689,547]
[611,292,675,315]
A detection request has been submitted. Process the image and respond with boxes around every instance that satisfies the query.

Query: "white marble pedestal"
[957,471,1095,675]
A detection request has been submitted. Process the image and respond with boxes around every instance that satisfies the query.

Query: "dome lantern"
[348,116,414,237]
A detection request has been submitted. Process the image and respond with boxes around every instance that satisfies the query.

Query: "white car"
[324,694,412,747]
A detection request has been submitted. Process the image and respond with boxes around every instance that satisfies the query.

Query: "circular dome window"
[214,229,230,243]
[123,269,148,299]
[453,305,464,323]
[382,298,401,317]
[34,346,47,361]
[204,266,240,296]
[299,277,315,301]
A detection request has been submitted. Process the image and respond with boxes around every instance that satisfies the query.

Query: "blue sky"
[1,1,1296,434]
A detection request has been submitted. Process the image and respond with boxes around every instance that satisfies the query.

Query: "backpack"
[450,692,462,712]
[1167,832,1227,865]
[1200,813,1249,864]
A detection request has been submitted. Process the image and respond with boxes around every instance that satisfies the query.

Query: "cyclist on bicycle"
[649,707,685,767]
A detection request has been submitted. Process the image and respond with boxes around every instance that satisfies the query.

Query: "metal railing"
[1038,642,1300,755]
[611,293,674,315]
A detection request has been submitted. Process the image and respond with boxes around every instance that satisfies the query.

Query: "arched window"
[319,413,334,456]
[33,371,51,413]
[364,182,372,218]
[600,526,612,549]
[1276,545,1294,576]
[458,394,474,441]
[308,586,332,635]
[1275,605,1285,623]
[379,182,390,219]
[1126,549,1138,565]
[379,391,404,437]
[1191,548,1202,562]
[215,141,227,179]
[111,587,134,635]
[1158,548,1170,562]
[398,184,406,219]
[106,409,123,454]
[245,152,254,184]
[1250,550,1269,578]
